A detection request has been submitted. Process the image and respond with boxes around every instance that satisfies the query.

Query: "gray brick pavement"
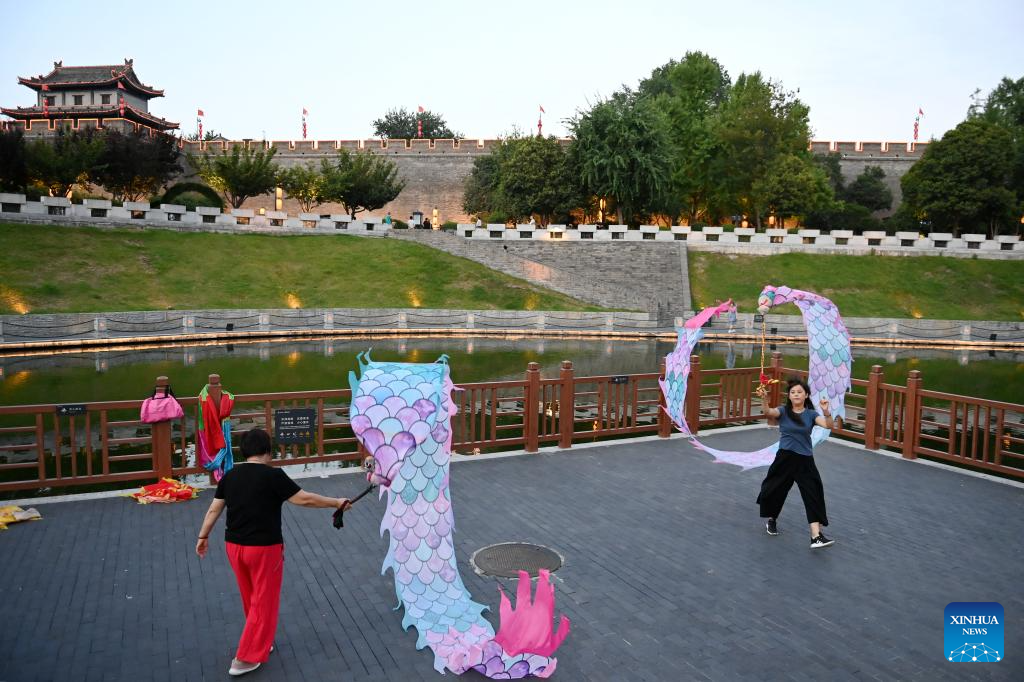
[1,431,1021,681]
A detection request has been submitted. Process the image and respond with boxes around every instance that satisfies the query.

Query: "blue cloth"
[203,421,234,476]
[777,406,818,456]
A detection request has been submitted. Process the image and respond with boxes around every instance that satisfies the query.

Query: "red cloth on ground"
[226,542,284,663]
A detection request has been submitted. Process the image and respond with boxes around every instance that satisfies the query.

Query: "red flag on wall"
[197,109,204,117]
[539,105,545,114]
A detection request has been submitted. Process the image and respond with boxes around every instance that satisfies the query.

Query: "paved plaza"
[1,430,1021,681]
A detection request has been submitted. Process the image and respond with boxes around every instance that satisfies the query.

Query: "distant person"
[528,215,536,226]
[423,218,432,231]
[475,217,483,229]
[196,429,352,676]
[727,302,737,334]
[383,212,392,225]
[756,378,836,549]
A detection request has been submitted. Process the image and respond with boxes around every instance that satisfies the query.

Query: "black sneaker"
[810,534,835,549]
[765,518,779,536]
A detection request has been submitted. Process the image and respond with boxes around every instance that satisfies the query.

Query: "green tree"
[0,127,28,192]
[462,152,502,219]
[278,163,326,213]
[968,76,1024,219]
[322,150,405,218]
[753,154,833,225]
[843,165,892,213]
[499,135,583,224]
[901,119,1016,237]
[95,130,181,203]
[712,72,811,228]
[813,153,845,195]
[569,91,673,225]
[638,52,730,223]
[372,107,461,139]
[25,126,106,197]
[189,145,279,208]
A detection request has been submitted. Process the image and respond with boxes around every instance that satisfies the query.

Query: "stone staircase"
[391,230,692,315]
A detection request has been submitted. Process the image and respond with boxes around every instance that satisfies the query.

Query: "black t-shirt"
[214,463,302,546]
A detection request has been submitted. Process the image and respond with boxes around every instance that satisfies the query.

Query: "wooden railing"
[1,354,1022,493]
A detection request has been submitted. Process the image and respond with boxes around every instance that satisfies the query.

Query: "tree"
[186,130,225,141]
[462,152,502,219]
[843,165,892,213]
[968,76,1024,219]
[752,154,833,225]
[278,163,326,213]
[189,145,279,209]
[569,91,673,225]
[322,150,405,219]
[94,130,181,202]
[372,107,461,140]
[25,126,105,197]
[711,72,811,228]
[901,119,1016,236]
[638,52,731,223]
[813,153,845,195]
[0,127,28,192]
[498,136,584,225]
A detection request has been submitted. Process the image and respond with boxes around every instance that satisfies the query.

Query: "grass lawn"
[0,223,604,314]
[689,252,1024,320]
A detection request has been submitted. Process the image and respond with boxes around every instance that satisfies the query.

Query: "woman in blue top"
[757,377,836,549]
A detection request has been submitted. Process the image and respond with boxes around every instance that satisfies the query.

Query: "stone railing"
[0,193,390,236]
[454,223,1023,258]
[1,307,1021,348]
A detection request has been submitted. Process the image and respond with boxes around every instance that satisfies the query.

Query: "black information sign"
[610,375,630,385]
[274,408,317,445]
[57,404,87,416]
[753,314,765,323]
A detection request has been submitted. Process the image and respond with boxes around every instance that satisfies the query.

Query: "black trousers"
[757,449,829,525]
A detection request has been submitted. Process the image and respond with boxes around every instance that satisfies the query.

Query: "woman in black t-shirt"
[196,428,351,677]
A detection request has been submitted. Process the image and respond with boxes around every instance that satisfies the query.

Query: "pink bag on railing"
[141,386,185,423]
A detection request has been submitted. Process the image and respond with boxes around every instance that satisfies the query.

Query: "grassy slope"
[689,252,1024,320]
[0,224,603,314]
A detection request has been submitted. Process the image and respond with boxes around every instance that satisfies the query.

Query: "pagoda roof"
[0,102,179,130]
[17,60,164,98]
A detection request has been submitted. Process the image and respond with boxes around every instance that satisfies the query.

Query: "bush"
[440,220,458,231]
[391,219,409,229]
[165,191,223,211]
[159,182,224,209]
[805,201,879,234]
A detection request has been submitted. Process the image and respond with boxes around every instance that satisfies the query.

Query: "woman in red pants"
[196,428,351,676]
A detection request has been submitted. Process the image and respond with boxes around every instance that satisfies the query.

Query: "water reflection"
[0,336,1021,406]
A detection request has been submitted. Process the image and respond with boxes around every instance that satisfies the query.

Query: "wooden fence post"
[684,354,701,433]
[525,362,540,453]
[151,375,174,479]
[559,361,574,449]
[863,365,884,450]
[658,357,672,438]
[902,369,922,460]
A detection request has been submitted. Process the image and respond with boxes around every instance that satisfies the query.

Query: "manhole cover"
[471,542,563,578]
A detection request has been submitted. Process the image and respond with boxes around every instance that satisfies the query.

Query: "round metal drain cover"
[471,542,563,578]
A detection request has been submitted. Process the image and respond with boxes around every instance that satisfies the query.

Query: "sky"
[1,0,1021,143]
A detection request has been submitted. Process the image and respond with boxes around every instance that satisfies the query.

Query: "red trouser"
[225,542,284,663]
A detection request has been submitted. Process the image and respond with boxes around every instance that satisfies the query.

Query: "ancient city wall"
[4,118,927,222]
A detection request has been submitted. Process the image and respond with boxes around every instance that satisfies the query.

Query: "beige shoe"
[228,659,261,676]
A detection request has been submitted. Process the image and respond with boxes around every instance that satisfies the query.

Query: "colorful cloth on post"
[127,478,201,504]
[197,384,235,481]
[350,351,569,678]
[660,287,851,470]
